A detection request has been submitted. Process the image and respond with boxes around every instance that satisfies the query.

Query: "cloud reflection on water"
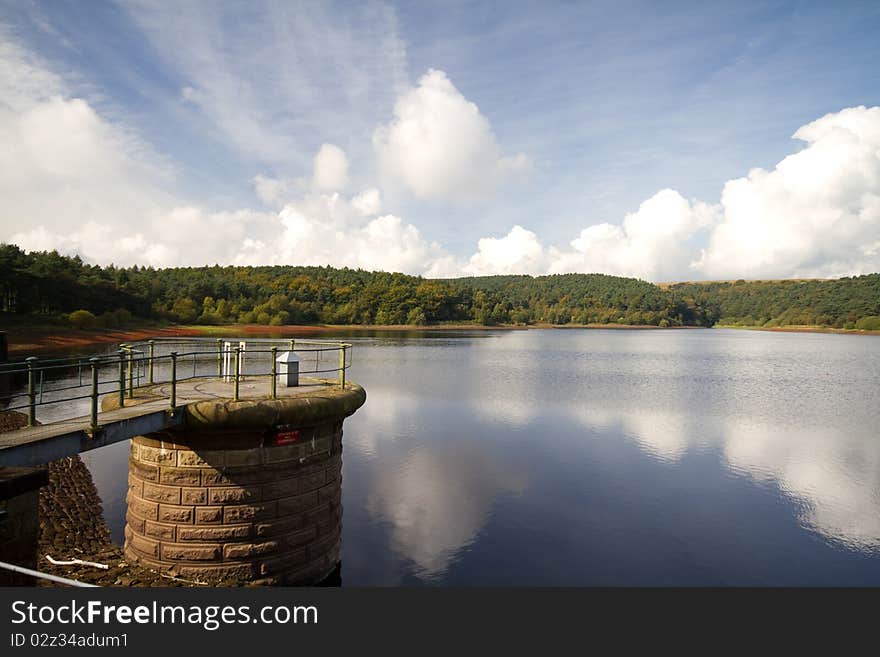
[346,384,527,580]
[566,403,880,553]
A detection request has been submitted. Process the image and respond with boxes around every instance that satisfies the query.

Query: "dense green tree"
[2,244,878,331]
[68,309,97,329]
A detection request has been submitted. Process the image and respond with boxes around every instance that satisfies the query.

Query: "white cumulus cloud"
[351,187,382,216]
[373,69,529,201]
[694,105,880,279]
[252,174,303,208]
[3,27,878,285]
[233,191,445,274]
[453,106,880,281]
[548,189,717,281]
[312,143,349,192]
[0,34,447,274]
[463,225,548,276]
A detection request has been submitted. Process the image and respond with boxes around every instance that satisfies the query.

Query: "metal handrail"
[0,337,353,428]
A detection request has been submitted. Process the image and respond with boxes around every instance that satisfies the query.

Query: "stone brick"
[307,530,341,561]
[224,502,276,524]
[224,448,262,467]
[195,507,224,524]
[158,504,194,524]
[283,526,317,548]
[162,543,220,561]
[144,520,176,541]
[127,497,159,521]
[200,471,233,486]
[159,467,201,486]
[305,502,333,526]
[129,460,159,482]
[137,445,177,466]
[277,490,318,516]
[230,469,275,485]
[127,478,143,498]
[317,481,338,503]
[301,436,332,458]
[208,485,261,505]
[177,563,257,582]
[263,443,301,464]
[326,489,342,510]
[260,478,299,500]
[297,469,326,493]
[143,482,182,505]
[177,450,225,468]
[127,532,160,558]
[276,555,325,584]
[223,540,281,560]
[314,517,334,539]
[258,548,307,576]
[325,460,342,483]
[253,515,305,537]
[181,487,208,505]
[267,458,330,482]
[125,510,145,534]
[178,525,251,542]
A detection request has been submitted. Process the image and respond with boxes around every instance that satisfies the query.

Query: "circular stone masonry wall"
[109,377,365,585]
[125,420,343,585]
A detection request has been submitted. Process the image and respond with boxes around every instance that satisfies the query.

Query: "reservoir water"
[12,328,880,585]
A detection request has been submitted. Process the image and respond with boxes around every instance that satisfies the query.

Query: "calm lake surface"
[16,328,880,585]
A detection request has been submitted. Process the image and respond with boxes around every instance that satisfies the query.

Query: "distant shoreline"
[713,324,880,336]
[3,321,878,355]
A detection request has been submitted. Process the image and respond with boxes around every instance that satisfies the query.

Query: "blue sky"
[1,0,879,280]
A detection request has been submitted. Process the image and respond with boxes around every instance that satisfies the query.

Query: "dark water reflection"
[12,328,880,585]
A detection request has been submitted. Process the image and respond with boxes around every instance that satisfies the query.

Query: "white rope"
[45,555,109,570]
[0,559,98,587]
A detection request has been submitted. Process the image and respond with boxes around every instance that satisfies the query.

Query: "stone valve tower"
[110,372,366,585]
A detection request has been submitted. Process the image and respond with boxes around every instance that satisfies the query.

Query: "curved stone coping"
[102,377,366,431]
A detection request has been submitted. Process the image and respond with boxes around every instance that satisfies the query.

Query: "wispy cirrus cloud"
[121,0,409,172]
[1,30,445,274]
[2,3,879,282]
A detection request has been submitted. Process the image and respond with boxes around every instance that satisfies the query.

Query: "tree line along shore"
[2,243,879,335]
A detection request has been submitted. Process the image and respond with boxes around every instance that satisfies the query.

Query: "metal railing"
[0,338,352,429]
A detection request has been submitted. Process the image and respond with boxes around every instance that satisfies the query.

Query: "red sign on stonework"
[274,430,301,445]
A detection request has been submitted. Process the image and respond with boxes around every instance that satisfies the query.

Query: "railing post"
[127,349,134,399]
[216,339,223,378]
[89,357,99,431]
[170,352,178,409]
[270,346,278,400]
[233,346,241,401]
[25,356,37,427]
[338,345,346,389]
[117,350,126,408]
[148,340,155,385]
[289,338,295,353]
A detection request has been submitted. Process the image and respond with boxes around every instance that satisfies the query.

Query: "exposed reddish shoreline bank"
[3,322,702,355]
[4,321,877,355]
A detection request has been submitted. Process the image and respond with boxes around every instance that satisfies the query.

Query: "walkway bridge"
[0,338,353,467]
[0,337,364,585]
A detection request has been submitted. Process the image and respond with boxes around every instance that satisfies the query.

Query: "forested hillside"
[1,244,878,329]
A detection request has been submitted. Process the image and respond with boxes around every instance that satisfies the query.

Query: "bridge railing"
[0,338,352,430]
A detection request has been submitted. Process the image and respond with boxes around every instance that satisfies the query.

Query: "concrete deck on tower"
[103,376,366,431]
